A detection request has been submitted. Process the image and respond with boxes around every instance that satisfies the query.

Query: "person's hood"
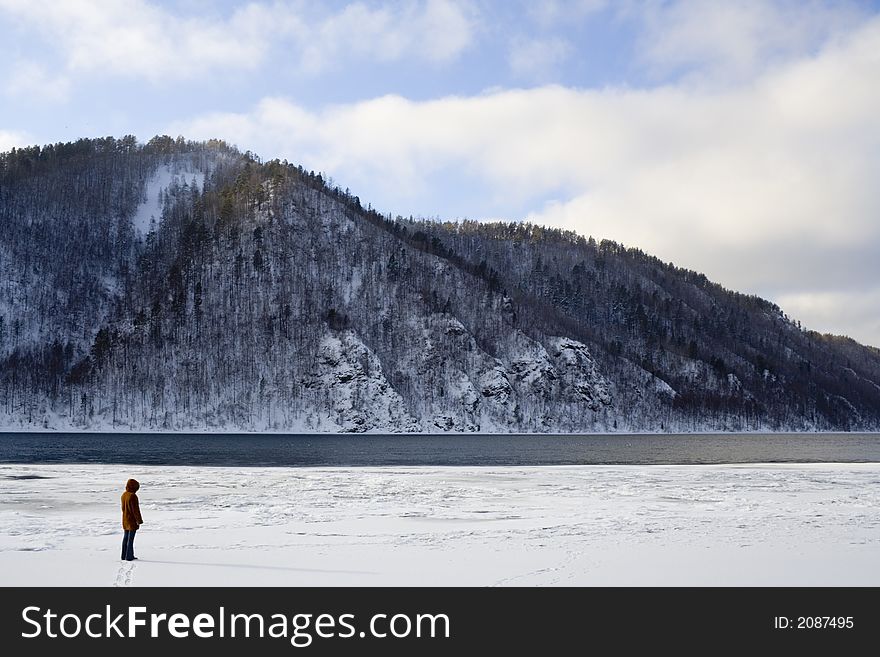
[125,479,140,493]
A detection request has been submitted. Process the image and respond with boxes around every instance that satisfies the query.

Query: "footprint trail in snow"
[114,562,135,587]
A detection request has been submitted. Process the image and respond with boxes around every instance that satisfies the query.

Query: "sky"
[2,0,880,347]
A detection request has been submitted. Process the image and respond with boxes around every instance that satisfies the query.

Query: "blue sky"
[2,0,880,346]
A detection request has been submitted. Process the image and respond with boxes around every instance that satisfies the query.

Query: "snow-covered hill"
[2,136,880,432]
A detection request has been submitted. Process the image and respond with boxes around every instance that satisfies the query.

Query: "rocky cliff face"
[306,331,420,432]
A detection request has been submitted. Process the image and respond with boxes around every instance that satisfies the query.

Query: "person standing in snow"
[121,478,144,561]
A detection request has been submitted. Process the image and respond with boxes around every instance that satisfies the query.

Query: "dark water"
[1,432,879,466]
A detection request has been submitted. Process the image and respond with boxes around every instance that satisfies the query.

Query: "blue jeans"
[121,529,137,561]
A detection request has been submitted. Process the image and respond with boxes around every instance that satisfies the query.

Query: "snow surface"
[1,463,878,586]
[131,164,205,234]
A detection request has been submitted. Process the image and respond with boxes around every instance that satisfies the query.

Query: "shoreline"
[3,428,880,436]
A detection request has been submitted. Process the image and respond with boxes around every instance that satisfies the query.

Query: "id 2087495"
[774,617,854,630]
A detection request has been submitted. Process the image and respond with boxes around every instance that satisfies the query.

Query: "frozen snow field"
[1,463,878,586]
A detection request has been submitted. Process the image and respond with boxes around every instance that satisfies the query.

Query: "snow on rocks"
[401,313,509,432]
[651,376,678,398]
[433,371,481,431]
[307,331,419,432]
[546,337,612,410]
[505,330,557,394]
[479,364,513,404]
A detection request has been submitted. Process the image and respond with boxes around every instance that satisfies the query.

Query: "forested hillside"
[2,136,878,432]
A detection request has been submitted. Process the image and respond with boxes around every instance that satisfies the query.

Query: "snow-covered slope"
[3,136,880,432]
[131,163,205,234]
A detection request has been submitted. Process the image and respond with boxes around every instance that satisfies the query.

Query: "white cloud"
[171,16,880,344]
[509,37,572,80]
[5,61,71,103]
[0,0,476,88]
[0,129,32,152]
[526,0,607,29]
[629,0,866,84]
[296,0,477,75]
[0,0,268,82]
[418,0,477,62]
[777,288,880,348]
